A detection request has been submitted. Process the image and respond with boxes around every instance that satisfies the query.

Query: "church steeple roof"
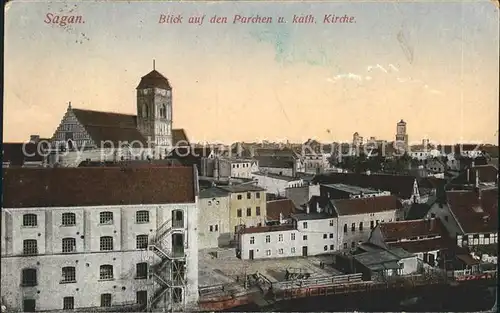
[136,69,172,90]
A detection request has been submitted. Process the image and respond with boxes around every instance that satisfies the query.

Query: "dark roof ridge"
[72,108,136,117]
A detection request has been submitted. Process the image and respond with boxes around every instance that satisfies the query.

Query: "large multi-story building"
[1,166,199,312]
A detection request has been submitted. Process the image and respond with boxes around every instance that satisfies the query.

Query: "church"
[50,65,189,166]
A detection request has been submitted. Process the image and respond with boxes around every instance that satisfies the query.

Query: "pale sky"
[4,0,499,144]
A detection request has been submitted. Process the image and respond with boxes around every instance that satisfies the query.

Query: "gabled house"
[368,218,455,268]
[265,199,296,225]
[427,187,498,248]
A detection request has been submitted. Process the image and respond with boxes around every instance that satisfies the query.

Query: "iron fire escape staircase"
[147,218,187,312]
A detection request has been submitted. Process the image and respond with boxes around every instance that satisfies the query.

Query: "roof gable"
[3,167,196,208]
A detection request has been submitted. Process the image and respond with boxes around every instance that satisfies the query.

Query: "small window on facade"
[323,234,327,239]
[22,268,37,286]
[62,238,76,253]
[351,223,356,232]
[136,263,148,279]
[266,250,271,256]
[343,224,348,233]
[237,195,242,200]
[303,222,308,229]
[61,213,76,226]
[99,212,113,224]
[136,211,150,224]
[329,220,334,226]
[303,235,307,240]
[250,236,255,244]
[278,234,283,242]
[100,236,113,251]
[100,265,113,280]
[101,294,112,307]
[291,233,296,240]
[343,243,348,249]
[278,248,284,254]
[237,209,242,217]
[23,240,38,255]
[137,291,148,305]
[265,235,270,243]
[291,247,296,254]
[359,222,364,231]
[23,214,37,227]
[246,208,251,217]
[209,225,213,232]
[247,193,251,199]
[61,266,76,283]
[330,244,334,250]
[63,297,74,310]
[256,192,260,199]
[136,235,149,249]
[329,233,333,238]
[256,207,261,216]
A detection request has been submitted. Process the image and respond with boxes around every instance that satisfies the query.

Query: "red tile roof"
[240,224,296,234]
[389,237,455,253]
[2,167,196,208]
[67,108,189,148]
[266,199,296,221]
[312,173,417,199]
[446,188,498,234]
[379,218,448,241]
[332,195,402,216]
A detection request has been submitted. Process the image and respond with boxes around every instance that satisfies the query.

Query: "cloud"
[327,73,365,83]
[367,64,388,73]
[389,64,399,72]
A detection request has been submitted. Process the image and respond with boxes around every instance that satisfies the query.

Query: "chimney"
[30,135,40,143]
[429,218,435,231]
[279,213,284,224]
[306,203,310,214]
[316,202,322,213]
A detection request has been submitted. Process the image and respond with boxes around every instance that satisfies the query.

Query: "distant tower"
[353,132,363,146]
[395,120,408,146]
[136,60,173,157]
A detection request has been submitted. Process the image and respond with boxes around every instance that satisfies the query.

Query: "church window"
[160,104,167,118]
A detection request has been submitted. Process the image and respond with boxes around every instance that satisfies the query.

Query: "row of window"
[22,291,148,311]
[259,242,359,257]
[22,263,149,287]
[342,220,386,233]
[22,211,151,227]
[236,192,261,200]
[22,235,149,255]
[231,163,251,169]
[209,225,219,232]
[236,207,261,218]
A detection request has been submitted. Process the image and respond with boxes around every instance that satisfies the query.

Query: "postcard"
[2,1,498,312]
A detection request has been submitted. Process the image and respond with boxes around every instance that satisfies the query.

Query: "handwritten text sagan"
[158,14,356,25]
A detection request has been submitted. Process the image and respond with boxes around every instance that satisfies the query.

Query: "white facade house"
[1,166,199,312]
[409,149,442,161]
[217,158,258,179]
[197,188,231,249]
[301,153,331,174]
[251,172,304,197]
[237,194,402,260]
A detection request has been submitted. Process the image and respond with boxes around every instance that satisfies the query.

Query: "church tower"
[136,61,173,157]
